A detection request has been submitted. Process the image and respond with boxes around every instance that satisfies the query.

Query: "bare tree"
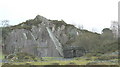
[110,21,118,38]
[1,20,9,27]
[78,24,83,29]
[92,28,97,33]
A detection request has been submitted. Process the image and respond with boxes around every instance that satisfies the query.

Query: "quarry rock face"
[63,46,86,58]
[2,15,85,58]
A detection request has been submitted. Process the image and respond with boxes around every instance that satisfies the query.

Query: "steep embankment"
[2,15,118,58]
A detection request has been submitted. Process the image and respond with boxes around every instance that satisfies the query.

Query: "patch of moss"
[9,18,42,30]
[51,20,67,29]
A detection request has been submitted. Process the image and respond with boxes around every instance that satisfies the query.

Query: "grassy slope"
[2,55,118,65]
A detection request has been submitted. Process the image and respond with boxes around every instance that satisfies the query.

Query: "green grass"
[3,59,91,65]
[1,52,119,65]
[2,57,118,65]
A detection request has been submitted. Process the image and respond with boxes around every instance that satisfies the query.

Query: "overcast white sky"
[0,0,119,33]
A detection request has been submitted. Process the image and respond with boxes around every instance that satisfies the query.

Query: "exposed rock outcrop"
[2,15,86,58]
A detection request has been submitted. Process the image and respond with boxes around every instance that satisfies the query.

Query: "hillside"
[2,15,118,58]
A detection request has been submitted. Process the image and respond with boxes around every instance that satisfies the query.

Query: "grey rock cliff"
[2,15,85,58]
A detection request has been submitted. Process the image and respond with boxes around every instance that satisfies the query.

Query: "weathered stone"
[2,15,85,58]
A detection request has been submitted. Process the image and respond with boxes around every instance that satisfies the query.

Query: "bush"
[6,52,39,62]
[96,55,118,60]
